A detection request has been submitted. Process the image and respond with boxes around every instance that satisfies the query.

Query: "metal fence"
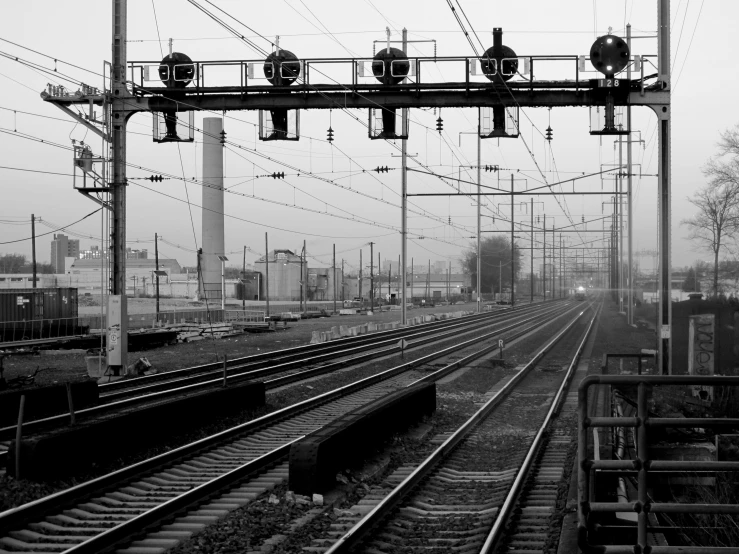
[0,316,82,343]
[224,310,266,323]
[578,375,739,553]
[80,309,230,331]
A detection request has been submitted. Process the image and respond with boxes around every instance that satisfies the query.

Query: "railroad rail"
[0,300,565,458]
[320,300,600,553]
[0,300,582,553]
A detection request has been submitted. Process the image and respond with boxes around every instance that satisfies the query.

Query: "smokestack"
[201,117,225,300]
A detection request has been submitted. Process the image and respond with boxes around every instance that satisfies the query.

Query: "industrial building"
[253,250,304,301]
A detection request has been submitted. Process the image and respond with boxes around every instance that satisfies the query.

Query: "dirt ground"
[2,302,479,388]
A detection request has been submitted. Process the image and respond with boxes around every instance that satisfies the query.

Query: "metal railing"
[128,54,657,93]
[578,375,739,553]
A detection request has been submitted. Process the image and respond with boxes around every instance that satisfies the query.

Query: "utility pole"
[242,245,247,311]
[411,256,414,306]
[388,262,391,299]
[155,233,160,320]
[530,198,533,303]
[31,214,37,289]
[552,221,556,295]
[543,214,547,299]
[341,259,345,303]
[401,27,408,326]
[510,174,515,307]
[359,249,363,301]
[378,251,381,305]
[110,0,129,374]
[369,242,374,312]
[265,232,270,318]
[333,244,336,314]
[560,235,563,297]
[302,239,306,311]
[427,259,431,304]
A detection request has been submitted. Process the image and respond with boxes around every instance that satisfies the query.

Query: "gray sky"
[0,0,732,276]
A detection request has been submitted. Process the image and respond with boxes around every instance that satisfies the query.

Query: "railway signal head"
[158,52,195,88]
[589,34,629,77]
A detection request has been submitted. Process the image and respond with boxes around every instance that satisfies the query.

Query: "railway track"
[0,301,565,460]
[318,299,600,554]
[0,300,582,554]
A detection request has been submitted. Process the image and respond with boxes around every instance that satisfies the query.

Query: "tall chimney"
[201,117,225,300]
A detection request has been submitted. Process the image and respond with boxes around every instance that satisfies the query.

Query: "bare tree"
[684,128,739,294]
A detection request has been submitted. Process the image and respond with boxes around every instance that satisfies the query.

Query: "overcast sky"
[0,0,732,277]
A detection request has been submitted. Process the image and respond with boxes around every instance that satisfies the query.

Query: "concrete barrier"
[339,325,349,337]
[289,382,436,494]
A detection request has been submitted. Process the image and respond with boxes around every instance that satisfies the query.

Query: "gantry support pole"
[477,115,482,313]
[618,132,624,313]
[657,0,672,374]
[627,24,635,326]
[510,174,515,307]
[400,27,408,326]
[110,0,129,374]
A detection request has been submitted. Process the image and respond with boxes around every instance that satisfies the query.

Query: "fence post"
[15,395,25,479]
[637,382,648,550]
[65,382,76,425]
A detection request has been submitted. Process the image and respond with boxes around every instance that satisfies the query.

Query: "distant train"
[574,286,587,301]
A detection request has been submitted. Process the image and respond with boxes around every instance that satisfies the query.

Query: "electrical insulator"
[374,166,389,173]
[147,175,164,182]
[436,117,443,133]
[545,126,553,142]
[484,165,499,172]
[582,215,585,223]
[327,127,334,142]
[448,215,451,224]
[536,216,540,223]
[219,130,227,145]
[271,172,285,179]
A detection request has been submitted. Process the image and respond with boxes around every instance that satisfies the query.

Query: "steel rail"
[0,301,575,539]
[323,302,593,553]
[97,301,545,394]
[272,301,586,391]
[98,302,552,400]
[479,300,601,553]
[0,302,563,444]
